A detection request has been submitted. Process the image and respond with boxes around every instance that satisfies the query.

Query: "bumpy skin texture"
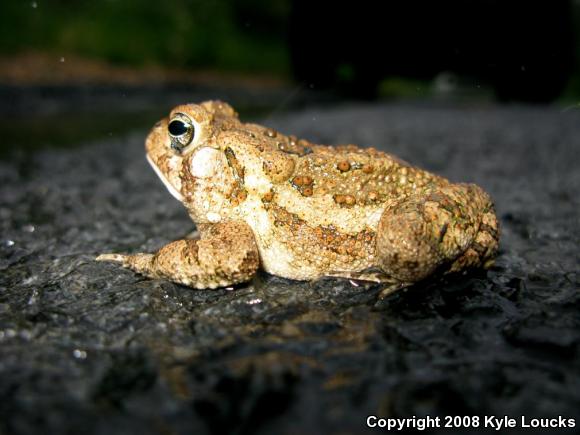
[97,101,499,291]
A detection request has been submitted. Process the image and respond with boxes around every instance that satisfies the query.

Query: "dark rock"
[1,102,579,434]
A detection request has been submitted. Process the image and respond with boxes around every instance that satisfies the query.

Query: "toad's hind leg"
[96,221,260,289]
[375,183,499,283]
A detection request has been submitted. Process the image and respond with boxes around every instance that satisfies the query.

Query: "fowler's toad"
[97,101,499,295]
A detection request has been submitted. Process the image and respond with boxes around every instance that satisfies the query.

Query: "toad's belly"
[254,230,377,280]
[257,238,322,280]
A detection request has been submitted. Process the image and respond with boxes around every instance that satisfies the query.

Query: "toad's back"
[291,143,447,207]
[237,120,448,210]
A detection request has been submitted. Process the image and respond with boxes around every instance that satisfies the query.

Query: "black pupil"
[169,120,189,136]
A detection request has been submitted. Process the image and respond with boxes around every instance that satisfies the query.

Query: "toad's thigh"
[375,183,495,282]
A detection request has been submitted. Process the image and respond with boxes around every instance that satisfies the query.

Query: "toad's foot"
[96,221,259,289]
[326,269,409,299]
[96,253,130,263]
[376,183,499,283]
[378,282,410,299]
[325,269,401,284]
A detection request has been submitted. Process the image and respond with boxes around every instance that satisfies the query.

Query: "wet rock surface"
[1,102,579,434]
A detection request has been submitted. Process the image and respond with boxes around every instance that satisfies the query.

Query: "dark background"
[1,0,580,154]
[1,2,579,435]
[1,0,579,97]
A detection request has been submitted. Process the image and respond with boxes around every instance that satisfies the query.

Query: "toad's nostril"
[168,120,188,136]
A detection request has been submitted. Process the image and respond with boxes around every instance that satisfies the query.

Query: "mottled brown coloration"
[97,100,499,292]
[97,221,258,289]
[265,203,376,274]
[224,147,245,183]
[376,183,498,282]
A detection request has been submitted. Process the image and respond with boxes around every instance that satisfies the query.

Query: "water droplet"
[247,298,262,305]
[23,224,35,233]
[59,57,65,63]
[73,349,87,359]
[5,240,15,247]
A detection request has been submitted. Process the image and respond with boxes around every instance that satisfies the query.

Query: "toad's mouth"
[146,154,184,202]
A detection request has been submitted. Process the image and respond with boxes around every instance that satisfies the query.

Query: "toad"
[97,101,499,295]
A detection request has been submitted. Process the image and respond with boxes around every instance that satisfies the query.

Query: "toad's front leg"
[96,221,260,289]
[376,183,499,284]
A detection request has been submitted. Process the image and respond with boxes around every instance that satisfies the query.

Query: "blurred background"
[1,0,579,153]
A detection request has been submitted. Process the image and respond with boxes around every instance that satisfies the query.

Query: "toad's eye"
[168,113,194,153]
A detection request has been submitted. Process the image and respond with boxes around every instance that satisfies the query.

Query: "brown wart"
[333,194,356,207]
[262,190,274,203]
[229,187,248,206]
[291,175,315,196]
[337,160,351,172]
[262,151,296,184]
[301,186,314,197]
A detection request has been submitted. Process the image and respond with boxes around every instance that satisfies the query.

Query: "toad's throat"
[146,154,183,202]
